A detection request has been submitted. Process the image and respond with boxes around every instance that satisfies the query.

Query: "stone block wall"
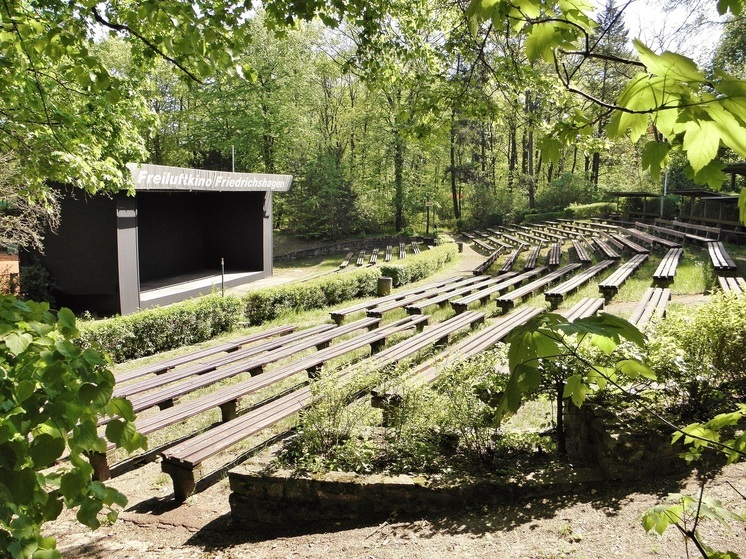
[564,401,688,480]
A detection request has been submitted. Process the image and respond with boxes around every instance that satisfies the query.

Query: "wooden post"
[377,277,392,297]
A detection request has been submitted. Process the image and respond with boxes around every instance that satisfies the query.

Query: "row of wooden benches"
[339,242,425,268]
[105,250,688,499]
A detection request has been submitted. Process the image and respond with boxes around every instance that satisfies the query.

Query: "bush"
[379,243,458,287]
[78,294,245,363]
[566,202,616,219]
[244,267,382,325]
[0,296,144,558]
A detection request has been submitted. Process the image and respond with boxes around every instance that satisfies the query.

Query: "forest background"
[2,0,746,250]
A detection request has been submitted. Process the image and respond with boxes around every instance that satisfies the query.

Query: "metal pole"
[231,146,235,172]
[425,196,430,236]
[660,168,668,217]
[221,257,225,297]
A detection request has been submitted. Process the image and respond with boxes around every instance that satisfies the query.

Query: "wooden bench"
[158,311,485,500]
[547,242,562,268]
[406,272,518,314]
[113,323,335,401]
[601,233,625,251]
[707,241,737,273]
[356,250,366,266]
[329,275,463,324]
[114,325,296,385]
[411,241,421,255]
[366,275,488,318]
[91,315,431,482]
[544,260,615,309]
[451,267,548,313]
[629,287,671,327]
[371,306,545,418]
[718,276,746,294]
[495,263,582,312]
[399,242,407,259]
[385,245,393,262]
[657,218,719,244]
[653,248,683,286]
[571,239,592,263]
[597,253,649,300]
[473,249,503,276]
[369,248,379,265]
[644,222,688,245]
[558,297,605,322]
[471,237,497,253]
[498,246,526,273]
[592,237,621,259]
[523,244,543,270]
[609,233,648,254]
[633,222,681,249]
[340,251,354,268]
[116,319,380,410]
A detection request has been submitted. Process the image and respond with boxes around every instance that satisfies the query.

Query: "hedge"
[78,294,245,363]
[379,243,458,286]
[77,242,458,363]
[244,243,458,323]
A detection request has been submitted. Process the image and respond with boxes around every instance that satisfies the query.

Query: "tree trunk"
[450,116,461,219]
[394,129,404,232]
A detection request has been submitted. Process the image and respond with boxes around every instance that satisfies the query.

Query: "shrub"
[0,296,144,558]
[379,243,458,287]
[566,202,616,219]
[243,267,382,325]
[78,294,245,363]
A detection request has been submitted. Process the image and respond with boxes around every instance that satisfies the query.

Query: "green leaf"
[563,374,587,407]
[5,332,32,356]
[717,0,743,16]
[29,434,65,468]
[59,470,88,500]
[641,141,671,181]
[683,118,721,173]
[616,359,656,380]
[107,397,137,422]
[634,40,704,83]
[525,23,558,63]
[56,308,78,338]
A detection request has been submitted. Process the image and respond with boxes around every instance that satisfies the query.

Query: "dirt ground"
[48,459,746,559]
[49,239,746,558]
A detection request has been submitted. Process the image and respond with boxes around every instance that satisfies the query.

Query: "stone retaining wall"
[564,401,688,480]
[228,464,606,528]
[274,236,429,262]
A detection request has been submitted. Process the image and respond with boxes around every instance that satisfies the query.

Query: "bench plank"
[597,253,649,300]
[544,260,615,308]
[653,248,683,286]
[629,287,671,327]
[114,325,296,384]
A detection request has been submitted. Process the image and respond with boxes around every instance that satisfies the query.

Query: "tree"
[0,0,258,198]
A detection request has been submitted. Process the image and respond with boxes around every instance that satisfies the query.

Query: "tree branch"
[91,7,203,84]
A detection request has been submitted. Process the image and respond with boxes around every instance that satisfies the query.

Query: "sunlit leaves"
[641,141,671,181]
[0,295,145,557]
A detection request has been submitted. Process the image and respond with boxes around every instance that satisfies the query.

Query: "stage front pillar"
[116,193,141,315]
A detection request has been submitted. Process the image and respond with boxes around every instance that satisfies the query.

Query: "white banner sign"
[127,163,293,192]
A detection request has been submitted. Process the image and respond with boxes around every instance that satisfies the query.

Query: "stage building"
[30,164,292,315]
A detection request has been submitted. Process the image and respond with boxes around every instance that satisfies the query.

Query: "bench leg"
[315,341,331,350]
[220,400,238,422]
[161,460,199,502]
[87,451,111,481]
[370,339,386,353]
[371,393,403,427]
[157,399,174,410]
